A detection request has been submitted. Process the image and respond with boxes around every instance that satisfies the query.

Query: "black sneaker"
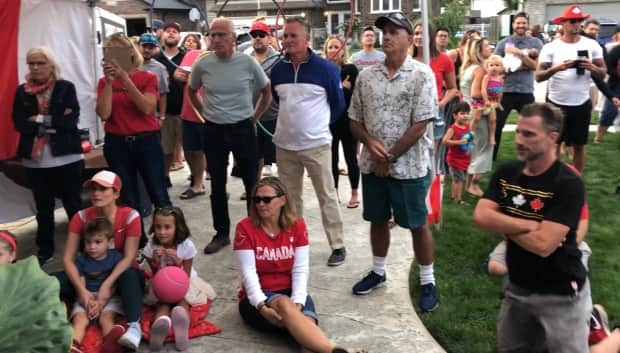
[37,253,54,266]
[419,283,439,312]
[327,247,346,266]
[352,271,386,295]
[203,235,231,254]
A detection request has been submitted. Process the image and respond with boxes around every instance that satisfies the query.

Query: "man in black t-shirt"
[473,102,591,352]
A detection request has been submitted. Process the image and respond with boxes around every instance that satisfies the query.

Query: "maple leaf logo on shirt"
[235,231,247,246]
[512,194,526,207]
[530,197,544,212]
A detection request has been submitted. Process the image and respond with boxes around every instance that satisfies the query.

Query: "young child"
[0,230,17,265]
[70,218,125,353]
[471,54,504,146]
[143,206,214,351]
[442,102,473,205]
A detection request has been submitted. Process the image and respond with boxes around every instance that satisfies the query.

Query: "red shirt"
[97,70,160,135]
[446,123,471,171]
[180,50,207,123]
[233,217,309,299]
[69,206,141,252]
[430,53,454,101]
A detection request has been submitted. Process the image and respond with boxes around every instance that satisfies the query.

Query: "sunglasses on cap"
[250,31,268,39]
[154,206,180,215]
[252,195,281,204]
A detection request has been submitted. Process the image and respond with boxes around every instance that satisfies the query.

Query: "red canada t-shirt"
[430,53,454,101]
[97,70,160,135]
[233,217,309,299]
[69,206,141,252]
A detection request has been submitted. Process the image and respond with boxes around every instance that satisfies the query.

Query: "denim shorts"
[238,289,318,333]
[361,172,430,229]
[433,109,446,141]
[598,98,619,127]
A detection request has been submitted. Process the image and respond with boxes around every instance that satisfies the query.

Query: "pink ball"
[152,266,190,304]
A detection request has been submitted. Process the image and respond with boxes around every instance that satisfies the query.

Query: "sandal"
[339,168,348,176]
[346,200,360,209]
[180,188,205,200]
[170,162,184,171]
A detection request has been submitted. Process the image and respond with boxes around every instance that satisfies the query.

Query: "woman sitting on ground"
[56,170,145,350]
[233,177,365,353]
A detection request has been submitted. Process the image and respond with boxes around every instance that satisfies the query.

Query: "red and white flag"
[0,0,20,161]
[426,173,443,226]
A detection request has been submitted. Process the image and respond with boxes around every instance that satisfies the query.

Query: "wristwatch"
[386,153,398,163]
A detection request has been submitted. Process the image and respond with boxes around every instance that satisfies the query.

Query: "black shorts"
[182,120,206,152]
[548,99,592,146]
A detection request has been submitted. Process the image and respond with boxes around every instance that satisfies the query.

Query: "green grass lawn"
[410,131,620,353]
[505,110,600,124]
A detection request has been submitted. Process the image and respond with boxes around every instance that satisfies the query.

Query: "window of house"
[325,11,352,35]
[371,0,401,13]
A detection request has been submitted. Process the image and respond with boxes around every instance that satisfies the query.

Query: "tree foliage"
[432,0,471,47]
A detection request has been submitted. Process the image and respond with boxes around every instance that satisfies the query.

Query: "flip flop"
[180,188,205,200]
[346,200,360,209]
[170,163,184,171]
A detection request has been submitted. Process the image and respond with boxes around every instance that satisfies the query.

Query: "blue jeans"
[204,119,257,236]
[104,132,171,246]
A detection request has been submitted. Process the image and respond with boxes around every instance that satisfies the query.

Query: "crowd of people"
[5,3,620,352]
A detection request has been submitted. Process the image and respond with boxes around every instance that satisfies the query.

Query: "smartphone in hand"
[103,47,134,71]
[575,49,589,75]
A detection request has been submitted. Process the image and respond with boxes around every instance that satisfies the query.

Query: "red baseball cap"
[250,22,270,35]
[83,170,122,191]
[551,5,591,25]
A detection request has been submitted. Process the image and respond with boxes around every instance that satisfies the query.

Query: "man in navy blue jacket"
[270,16,347,266]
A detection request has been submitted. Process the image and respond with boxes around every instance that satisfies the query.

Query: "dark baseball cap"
[163,22,181,32]
[375,12,413,34]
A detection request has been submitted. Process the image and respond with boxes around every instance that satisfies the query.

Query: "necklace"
[262,225,279,238]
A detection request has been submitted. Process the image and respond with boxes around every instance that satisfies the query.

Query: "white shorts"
[70,293,124,319]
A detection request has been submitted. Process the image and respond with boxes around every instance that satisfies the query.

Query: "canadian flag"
[0,0,20,160]
[426,173,443,225]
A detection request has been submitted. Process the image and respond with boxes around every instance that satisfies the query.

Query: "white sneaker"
[271,164,278,175]
[118,321,142,350]
[263,165,273,176]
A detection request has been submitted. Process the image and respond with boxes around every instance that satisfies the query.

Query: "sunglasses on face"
[566,19,582,24]
[252,195,281,204]
[27,61,48,66]
[251,32,267,39]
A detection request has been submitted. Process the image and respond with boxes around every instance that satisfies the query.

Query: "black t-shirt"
[606,44,620,96]
[483,160,586,295]
[155,49,186,115]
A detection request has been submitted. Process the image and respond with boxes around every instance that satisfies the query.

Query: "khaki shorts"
[160,114,182,155]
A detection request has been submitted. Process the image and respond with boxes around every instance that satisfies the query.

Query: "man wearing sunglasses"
[349,12,439,312]
[249,22,281,180]
[536,5,606,172]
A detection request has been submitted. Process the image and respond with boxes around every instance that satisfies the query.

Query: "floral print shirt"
[349,56,438,179]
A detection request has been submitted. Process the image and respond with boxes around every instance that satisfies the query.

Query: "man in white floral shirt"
[349,12,440,312]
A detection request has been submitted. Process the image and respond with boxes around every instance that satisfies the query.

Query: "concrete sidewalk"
[10,165,446,353]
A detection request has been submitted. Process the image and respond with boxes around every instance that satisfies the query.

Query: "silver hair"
[26,46,61,80]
